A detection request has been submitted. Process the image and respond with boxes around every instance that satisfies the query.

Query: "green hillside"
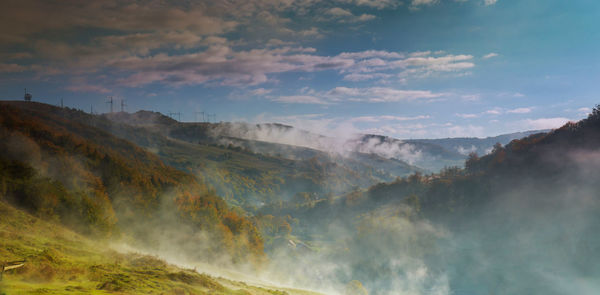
[0,101,264,267]
[0,200,321,295]
[255,106,600,295]
[2,102,419,210]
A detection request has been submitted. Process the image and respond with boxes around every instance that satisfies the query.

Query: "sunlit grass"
[0,201,322,295]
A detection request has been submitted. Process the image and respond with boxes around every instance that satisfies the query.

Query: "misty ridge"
[104,110,542,172]
[1,100,599,295]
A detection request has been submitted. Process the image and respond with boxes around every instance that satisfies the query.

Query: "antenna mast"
[24,88,32,101]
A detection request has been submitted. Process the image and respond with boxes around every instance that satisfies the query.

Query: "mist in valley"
[2,0,599,294]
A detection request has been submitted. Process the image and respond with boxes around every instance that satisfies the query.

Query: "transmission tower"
[106,96,114,113]
[208,113,217,123]
[195,111,205,122]
[120,99,127,112]
[168,112,182,122]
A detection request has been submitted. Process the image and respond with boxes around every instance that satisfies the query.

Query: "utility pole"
[106,96,114,113]
[60,98,63,108]
[120,99,126,112]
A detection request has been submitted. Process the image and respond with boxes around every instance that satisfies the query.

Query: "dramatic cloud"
[0,1,237,44]
[112,46,356,86]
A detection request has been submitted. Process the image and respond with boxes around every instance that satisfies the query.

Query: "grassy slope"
[0,201,321,295]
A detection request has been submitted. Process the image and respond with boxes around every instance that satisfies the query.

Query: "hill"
[0,200,321,295]
[255,106,600,295]
[0,101,264,267]
[100,111,422,206]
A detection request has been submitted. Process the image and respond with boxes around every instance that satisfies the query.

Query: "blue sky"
[1,0,599,138]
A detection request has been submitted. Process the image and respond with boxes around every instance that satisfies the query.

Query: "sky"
[1,0,599,139]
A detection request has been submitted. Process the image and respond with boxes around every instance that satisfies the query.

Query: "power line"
[168,112,182,122]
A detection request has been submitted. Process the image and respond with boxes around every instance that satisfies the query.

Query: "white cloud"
[344,0,401,9]
[411,0,439,8]
[520,117,570,130]
[483,52,499,59]
[113,46,356,87]
[251,88,273,96]
[351,115,430,122]
[456,113,479,119]
[484,0,498,5]
[461,94,481,101]
[270,86,443,105]
[507,107,532,114]
[339,50,404,59]
[324,7,377,22]
[578,107,592,115]
[272,95,329,104]
[457,107,532,118]
[484,109,502,115]
[343,72,393,81]
[327,7,354,17]
[326,86,443,102]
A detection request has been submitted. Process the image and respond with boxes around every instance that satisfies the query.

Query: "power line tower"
[195,111,205,122]
[60,98,64,108]
[168,112,182,122]
[106,96,114,113]
[120,99,127,112]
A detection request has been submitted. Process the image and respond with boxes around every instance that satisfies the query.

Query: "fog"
[209,122,425,165]
[239,146,600,294]
[4,105,599,295]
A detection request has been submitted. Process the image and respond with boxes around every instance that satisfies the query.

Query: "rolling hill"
[256,106,600,295]
[0,101,264,267]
